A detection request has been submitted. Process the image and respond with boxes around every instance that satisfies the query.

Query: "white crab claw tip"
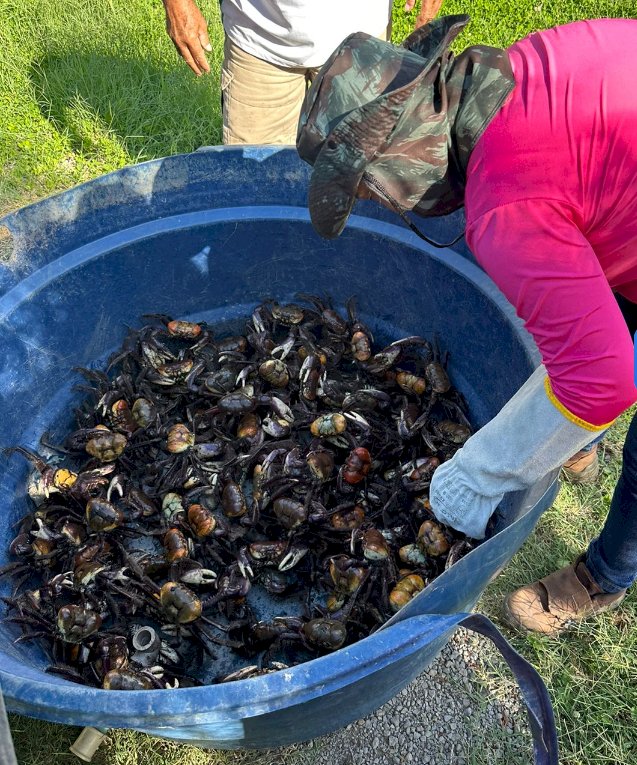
[344,411,369,427]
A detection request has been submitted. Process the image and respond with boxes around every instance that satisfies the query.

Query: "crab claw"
[171,559,218,585]
[110,566,131,583]
[237,548,255,579]
[235,365,255,388]
[180,568,218,585]
[27,472,55,504]
[299,354,318,383]
[278,544,309,572]
[343,411,371,430]
[31,518,56,541]
[271,334,296,359]
[107,474,125,502]
[270,397,294,423]
[97,391,115,417]
[159,641,180,664]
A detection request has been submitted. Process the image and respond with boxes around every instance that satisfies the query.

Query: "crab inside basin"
[0,147,558,758]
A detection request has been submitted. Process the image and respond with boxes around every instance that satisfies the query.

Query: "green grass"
[8,718,297,765]
[3,0,637,763]
[2,0,635,214]
[394,0,636,47]
[0,0,224,213]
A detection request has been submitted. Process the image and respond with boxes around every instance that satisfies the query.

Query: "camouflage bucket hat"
[297,15,470,239]
[297,15,515,241]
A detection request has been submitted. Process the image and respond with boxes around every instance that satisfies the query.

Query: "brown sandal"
[503,555,625,636]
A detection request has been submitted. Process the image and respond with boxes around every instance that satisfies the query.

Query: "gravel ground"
[289,628,533,765]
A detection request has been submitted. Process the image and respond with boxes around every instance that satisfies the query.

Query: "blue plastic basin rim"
[0,205,536,372]
[0,615,461,725]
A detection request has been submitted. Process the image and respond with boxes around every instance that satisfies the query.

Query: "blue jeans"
[579,431,606,452]
[586,411,637,593]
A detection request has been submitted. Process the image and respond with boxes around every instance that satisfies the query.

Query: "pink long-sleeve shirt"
[465,18,637,428]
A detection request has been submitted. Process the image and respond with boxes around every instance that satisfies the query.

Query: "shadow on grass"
[29,52,222,163]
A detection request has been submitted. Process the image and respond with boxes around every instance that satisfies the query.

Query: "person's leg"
[222,23,393,145]
[585,410,637,592]
[221,37,307,145]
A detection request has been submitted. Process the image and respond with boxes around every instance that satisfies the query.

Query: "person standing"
[162,0,443,144]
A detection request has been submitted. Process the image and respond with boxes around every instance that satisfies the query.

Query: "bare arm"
[404,0,444,27]
[163,0,212,76]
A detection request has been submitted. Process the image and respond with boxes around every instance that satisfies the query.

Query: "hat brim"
[308,100,394,238]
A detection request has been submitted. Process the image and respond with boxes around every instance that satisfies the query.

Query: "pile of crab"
[2,295,474,690]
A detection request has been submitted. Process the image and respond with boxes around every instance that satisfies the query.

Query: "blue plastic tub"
[0,147,558,761]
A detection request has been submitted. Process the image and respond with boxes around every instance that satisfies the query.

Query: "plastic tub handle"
[455,613,558,765]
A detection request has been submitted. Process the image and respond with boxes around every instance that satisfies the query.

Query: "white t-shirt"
[221,1,393,68]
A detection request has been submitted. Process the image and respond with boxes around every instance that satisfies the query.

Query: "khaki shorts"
[221,24,391,145]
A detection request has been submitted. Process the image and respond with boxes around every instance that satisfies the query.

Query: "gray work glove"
[429,365,606,539]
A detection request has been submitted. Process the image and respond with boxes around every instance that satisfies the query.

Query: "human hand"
[163,0,212,76]
[404,0,444,28]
